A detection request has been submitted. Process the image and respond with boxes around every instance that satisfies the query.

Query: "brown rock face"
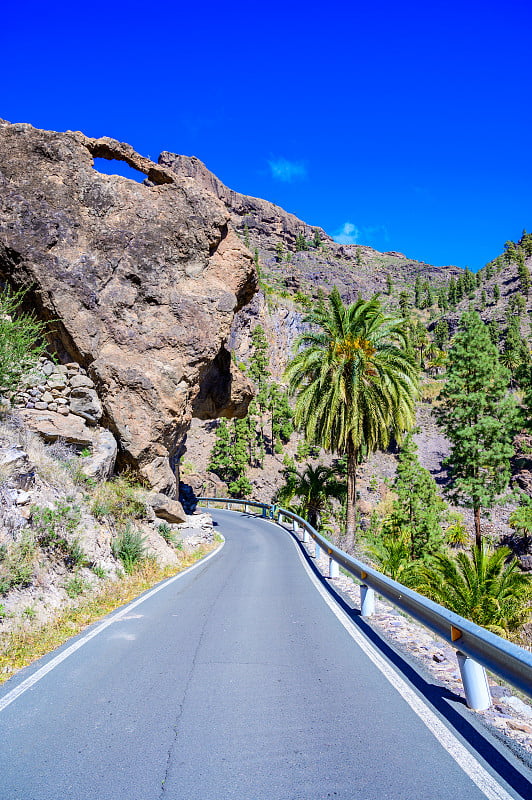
[0,120,257,494]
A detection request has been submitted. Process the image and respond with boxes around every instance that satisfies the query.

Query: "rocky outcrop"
[0,120,257,495]
[159,153,330,253]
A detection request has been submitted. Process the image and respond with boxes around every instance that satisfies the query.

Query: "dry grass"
[0,541,219,683]
[0,415,78,492]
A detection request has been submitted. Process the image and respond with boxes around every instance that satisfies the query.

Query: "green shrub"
[112,526,147,574]
[31,502,81,550]
[8,560,33,589]
[0,286,48,397]
[92,565,106,579]
[158,523,177,546]
[1,533,35,590]
[91,478,146,527]
[64,574,89,598]
[66,538,87,569]
[23,606,36,620]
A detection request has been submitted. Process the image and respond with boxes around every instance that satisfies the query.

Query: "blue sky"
[2,0,531,270]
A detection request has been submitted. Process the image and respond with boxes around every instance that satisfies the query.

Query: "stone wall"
[13,358,102,423]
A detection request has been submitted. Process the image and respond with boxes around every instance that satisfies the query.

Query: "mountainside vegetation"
[185,218,532,644]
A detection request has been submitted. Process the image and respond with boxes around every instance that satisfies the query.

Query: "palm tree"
[275,463,345,530]
[417,545,532,638]
[285,288,418,545]
[367,533,423,587]
[509,505,532,547]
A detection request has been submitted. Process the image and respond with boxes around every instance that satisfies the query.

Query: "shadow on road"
[276,521,532,800]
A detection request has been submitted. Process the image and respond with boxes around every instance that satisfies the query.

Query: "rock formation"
[0,120,257,495]
[159,153,329,252]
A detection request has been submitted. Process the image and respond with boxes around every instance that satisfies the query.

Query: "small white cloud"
[333,222,361,245]
[268,157,307,182]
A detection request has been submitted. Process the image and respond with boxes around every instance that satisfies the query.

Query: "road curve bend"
[0,509,530,800]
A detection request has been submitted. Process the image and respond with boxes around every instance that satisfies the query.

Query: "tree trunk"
[474,505,482,549]
[346,440,358,548]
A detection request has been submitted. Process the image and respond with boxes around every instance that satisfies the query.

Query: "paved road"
[0,510,531,799]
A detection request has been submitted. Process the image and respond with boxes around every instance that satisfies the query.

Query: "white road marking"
[288,530,515,800]
[0,541,224,714]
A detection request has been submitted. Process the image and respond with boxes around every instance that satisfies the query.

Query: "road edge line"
[0,537,225,714]
[289,532,515,800]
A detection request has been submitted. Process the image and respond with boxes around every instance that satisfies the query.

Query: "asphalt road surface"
[0,509,531,800]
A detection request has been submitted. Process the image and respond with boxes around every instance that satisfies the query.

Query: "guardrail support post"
[262,506,267,517]
[292,519,298,533]
[456,652,491,710]
[314,541,321,559]
[302,528,309,543]
[360,585,375,617]
[329,557,339,579]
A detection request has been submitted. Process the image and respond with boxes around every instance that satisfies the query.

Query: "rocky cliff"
[160,153,462,303]
[0,121,257,495]
[158,153,329,252]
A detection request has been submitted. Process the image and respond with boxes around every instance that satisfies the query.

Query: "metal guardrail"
[199,496,532,710]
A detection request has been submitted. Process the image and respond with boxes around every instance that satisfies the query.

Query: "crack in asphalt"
[158,552,236,798]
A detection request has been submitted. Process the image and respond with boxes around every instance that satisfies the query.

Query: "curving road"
[0,510,531,799]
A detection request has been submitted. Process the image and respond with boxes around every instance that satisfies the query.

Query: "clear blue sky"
[3,1,531,270]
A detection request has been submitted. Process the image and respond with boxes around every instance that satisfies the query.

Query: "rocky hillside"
[0,120,257,496]
[163,153,463,304]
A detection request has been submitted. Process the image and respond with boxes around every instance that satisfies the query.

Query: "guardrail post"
[292,519,298,533]
[302,528,309,543]
[314,541,321,559]
[261,506,267,518]
[456,652,491,710]
[329,557,339,579]
[360,585,375,617]
[227,501,231,511]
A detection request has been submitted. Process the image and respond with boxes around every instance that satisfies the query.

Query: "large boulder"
[0,120,257,495]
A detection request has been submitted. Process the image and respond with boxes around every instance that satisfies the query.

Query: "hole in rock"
[92,158,146,184]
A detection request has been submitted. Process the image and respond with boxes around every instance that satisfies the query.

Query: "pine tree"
[487,319,499,346]
[268,383,294,454]
[389,431,447,560]
[493,283,501,303]
[248,325,271,460]
[386,274,393,295]
[295,232,308,252]
[501,321,522,384]
[399,290,411,317]
[275,241,284,263]
[480,289,487,311]
[425,283,434,308]
[414,276,422,309]
[448,277,457,308]
[312,228,322,249]
[208,419,233,480]
[504,240,518,264]
[436,311,518,548]
[207,419,252,497]
[433,318,449,350]
[229,419,253,497]
[456,276,465,301]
